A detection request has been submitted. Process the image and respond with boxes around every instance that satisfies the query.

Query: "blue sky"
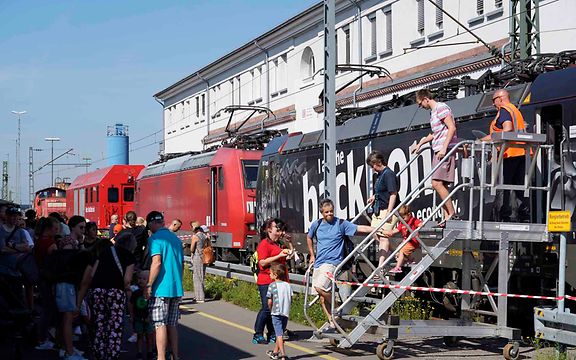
[0,0,319,204]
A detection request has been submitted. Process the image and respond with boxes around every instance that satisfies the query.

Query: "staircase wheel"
[443,336,459,347]
[503,343,519,360]
[376,340,394,360]
[329,338,339,347]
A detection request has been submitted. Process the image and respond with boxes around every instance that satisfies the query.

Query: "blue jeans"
[254,284,274,337]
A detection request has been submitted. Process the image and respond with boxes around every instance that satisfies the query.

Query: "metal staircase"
[304,133,553,359]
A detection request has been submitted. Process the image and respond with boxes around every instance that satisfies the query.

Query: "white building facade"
[154,0,575,155]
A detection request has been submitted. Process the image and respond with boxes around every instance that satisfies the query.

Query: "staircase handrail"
[328,140,474,338]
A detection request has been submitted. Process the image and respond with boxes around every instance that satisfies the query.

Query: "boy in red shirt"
[384,205,422,273]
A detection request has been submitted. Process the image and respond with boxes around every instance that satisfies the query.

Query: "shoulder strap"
[338,218,348,239]
[110,247,124,277]
[310,218,323,240]
[4,227,19,244]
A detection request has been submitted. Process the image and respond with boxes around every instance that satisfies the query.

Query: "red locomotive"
[135,147,260,262]
[66,165,145,229]
[34,187,67,218]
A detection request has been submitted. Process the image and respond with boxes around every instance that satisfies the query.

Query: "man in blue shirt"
[145,211,184,360]
[306,199,373,332]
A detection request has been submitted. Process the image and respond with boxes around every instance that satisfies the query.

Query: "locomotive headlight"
[248,223,256,231]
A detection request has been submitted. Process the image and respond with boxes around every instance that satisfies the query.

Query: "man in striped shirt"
[413,89,458,227]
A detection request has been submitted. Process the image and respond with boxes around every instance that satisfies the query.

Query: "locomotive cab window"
[108,187,119,203]
[123,187,135,202]
[541,104,563,162]
[242,160,259,189]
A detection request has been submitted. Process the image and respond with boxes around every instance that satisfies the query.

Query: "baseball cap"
[6,207,22,216]
[145,211,164,224]
[200,225,210,233]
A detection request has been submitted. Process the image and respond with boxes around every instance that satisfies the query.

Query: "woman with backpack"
[190,224,213,303]
[76,236,135,360]
[252,218,290,345]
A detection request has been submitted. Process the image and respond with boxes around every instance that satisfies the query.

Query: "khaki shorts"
[371,210,398,237]
[400,241,417,257]
[312,263,336,294]
[432,153,456,183]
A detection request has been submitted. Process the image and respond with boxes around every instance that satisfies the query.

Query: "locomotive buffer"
[304,132,553,360]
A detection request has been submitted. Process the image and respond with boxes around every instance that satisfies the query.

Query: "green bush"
[197,275,434,327]
[183,266,194,292]
[391,296,434,320]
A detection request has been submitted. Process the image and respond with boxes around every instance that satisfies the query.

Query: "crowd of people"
[0,206,191,360]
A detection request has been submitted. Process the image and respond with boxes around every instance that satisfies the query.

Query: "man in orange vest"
[481,89,530,222]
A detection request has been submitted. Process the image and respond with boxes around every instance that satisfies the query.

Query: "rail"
[183,257,308,293]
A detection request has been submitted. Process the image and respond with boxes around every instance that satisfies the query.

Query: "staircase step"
[353,296,380,304]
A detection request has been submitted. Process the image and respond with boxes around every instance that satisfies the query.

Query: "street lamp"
[44,137,60,186]
[11,110,26,204]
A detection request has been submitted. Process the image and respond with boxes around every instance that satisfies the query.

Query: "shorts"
[400,241,417,257]
[149,296,181,327]
[134,318,154,334]
[371,210,398,237]
[271,315,288,338]
[312,263,336,294]
[432,153,456,183]
[55,282,77,312]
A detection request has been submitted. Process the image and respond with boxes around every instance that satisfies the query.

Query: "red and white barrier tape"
[326,272,573,301]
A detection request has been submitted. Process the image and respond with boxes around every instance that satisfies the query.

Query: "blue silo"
[106,124,129,166]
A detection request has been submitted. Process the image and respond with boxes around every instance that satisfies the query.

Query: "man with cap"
[144,211,184,360]
[0,207,31,254]
[480,89,530,222]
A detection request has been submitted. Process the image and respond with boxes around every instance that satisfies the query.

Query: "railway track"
[184,257,307,293]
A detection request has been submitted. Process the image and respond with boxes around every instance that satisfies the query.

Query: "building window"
[435,0,443,29]
[271,59,278,93]
[417,0,425,36]
[384,10,392,52]
[230,79,235,105]
[477,0,484,15]
[495,0,502,8]
[201,94,205,115]
[235,76,241,104]
[369,14,377,57]
[252,68,261,100]
[301,47,315,80]
[196,97,200,117]
[344,26,351,64]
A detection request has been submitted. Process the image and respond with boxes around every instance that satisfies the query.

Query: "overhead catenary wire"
[50,0,563,178]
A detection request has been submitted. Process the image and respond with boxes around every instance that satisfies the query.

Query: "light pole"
[44,137,60,186]
[11,110,26,204]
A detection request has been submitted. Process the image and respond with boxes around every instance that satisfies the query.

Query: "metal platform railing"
[304,134,554,359]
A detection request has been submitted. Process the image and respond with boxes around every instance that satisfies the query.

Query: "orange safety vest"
[489,102,526,158]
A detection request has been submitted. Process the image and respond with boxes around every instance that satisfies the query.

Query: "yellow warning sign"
[548,211,571,232]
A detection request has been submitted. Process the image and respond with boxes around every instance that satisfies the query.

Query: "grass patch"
[197,274,434,327]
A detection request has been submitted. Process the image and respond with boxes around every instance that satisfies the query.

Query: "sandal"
[435,214,460,228]
[389,267,402,274]
[266,350,279,359]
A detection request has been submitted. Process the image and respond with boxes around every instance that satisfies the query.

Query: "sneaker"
[268,335,277,343]
[252,334,267,344]
[35,340,55,350]
[128,333,138,343]
[59,348,84,358]
[266,350,279,359]
[63,353,87,360]
[323,326,337,334]
[389,267,402,274]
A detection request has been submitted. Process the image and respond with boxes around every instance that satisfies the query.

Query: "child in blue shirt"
[266,263,292,360]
